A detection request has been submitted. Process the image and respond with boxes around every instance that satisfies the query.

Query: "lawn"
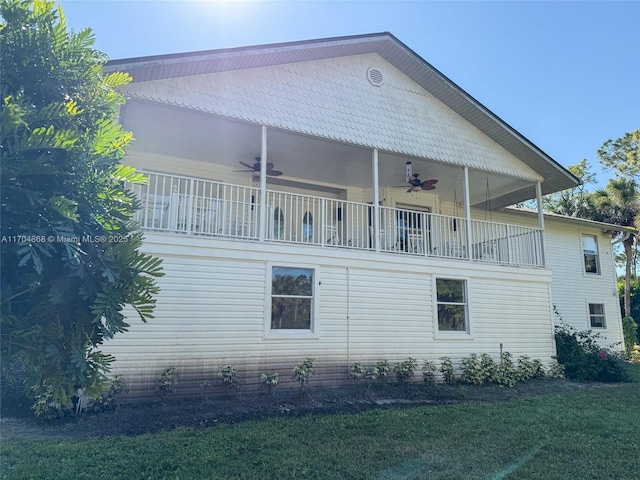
[2,365,639,480]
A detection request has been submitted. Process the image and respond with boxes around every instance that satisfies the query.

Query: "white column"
[463,167,473,259]
[536,181,546,266]
[372,149,380,251]
[258,126,268,241]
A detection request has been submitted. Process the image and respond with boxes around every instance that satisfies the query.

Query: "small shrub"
[292,358,315,388]
[631,345,640,364]
[350,363,374,397]
[480,354,497,383]
[422,360,436,384]
[91,375,126,412]
[374,360,392,381]
[260,372,279,395]
[440,356,455,384]
[364,367,379,381]
[218,365,238,392]
[394,357,418,384]
[516,356,545,382]
[200,379,213,401]
[555,323,629,382]
[547,359,565,379]
[1,358,33,416]
[349,362,366,381]
[494,352,518,388]
[460,354,484,385]
[156,367,178,403]
[531,358,546,379]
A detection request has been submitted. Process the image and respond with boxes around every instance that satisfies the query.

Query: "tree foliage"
[598,129,640,178]
[590,178,640,318]
[545,159,596,217]
[1,0,163,414]
[618,277,640,345]
[546,142,640,322]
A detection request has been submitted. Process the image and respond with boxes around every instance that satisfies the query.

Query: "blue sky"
[58,0,639,187]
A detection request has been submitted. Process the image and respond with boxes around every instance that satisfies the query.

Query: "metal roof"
[106,32,580,197]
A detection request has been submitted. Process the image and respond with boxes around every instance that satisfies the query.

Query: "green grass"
[3,365,640,480]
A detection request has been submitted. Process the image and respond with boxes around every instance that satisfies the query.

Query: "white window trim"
[581,233,601,276]
[264,262,319,340]
[586,301,607,329]
[432,275,473,340]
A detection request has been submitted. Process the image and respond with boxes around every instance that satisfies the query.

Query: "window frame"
[432,276,473,339]
[582,234,600,275]
[587,302,606,329]
[264,263,319,340]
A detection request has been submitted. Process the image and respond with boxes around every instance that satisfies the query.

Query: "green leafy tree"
[1,0,163,414]
[598,129,640,178]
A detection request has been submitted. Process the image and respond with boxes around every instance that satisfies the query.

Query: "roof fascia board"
[105,32,390,75]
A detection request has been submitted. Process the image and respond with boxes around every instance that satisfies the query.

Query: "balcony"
[131,171,544,268]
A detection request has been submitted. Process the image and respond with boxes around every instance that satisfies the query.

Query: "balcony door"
[395,204,431,254]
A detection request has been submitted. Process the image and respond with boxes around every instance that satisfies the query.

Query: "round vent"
[367,67,384,87]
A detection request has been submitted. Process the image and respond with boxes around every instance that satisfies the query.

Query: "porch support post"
[463,166,473,260]
[372,148,380,251]
[536,181,546,267]
[258,125,268,241]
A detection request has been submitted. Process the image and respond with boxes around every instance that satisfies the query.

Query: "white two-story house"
[103,32,626,397]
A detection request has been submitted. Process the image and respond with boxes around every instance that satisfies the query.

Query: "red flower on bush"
[597,351,608,360]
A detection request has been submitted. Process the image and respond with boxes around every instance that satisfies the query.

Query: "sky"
[56,0,640,187]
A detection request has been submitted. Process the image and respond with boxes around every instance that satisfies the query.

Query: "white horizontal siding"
[347,269,432,362]
[494,210,624,348]
[545,222,623,347]
[104,232,559,400]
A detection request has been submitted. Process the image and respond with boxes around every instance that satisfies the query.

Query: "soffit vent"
[367,67,384,87]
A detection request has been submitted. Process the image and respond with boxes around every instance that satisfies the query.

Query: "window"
[302,211,313,241]
[583,235,600,274]
[273,207,285,239]
[271,266,314,330]
[436,278,468,332]
[589,303,606,328]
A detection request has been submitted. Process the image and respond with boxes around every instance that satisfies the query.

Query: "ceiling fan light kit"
[403,161,438,192]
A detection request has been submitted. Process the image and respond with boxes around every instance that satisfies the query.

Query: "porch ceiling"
[121,100,534,208]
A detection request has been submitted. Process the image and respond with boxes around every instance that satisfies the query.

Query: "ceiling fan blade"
[267,169,284,177]
[420,179,438,190]
[239,161,255,170]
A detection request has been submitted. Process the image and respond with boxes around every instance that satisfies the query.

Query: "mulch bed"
[1,379,587,441]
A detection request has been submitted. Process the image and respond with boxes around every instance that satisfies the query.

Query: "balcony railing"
[131,172,544,267]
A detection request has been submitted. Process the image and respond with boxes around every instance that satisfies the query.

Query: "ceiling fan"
[406,173,438,192]
[402,161,438,192]
[239,157,283,177]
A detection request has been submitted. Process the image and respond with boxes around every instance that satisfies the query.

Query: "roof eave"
[105,32,580,197]
[505,207,638,234]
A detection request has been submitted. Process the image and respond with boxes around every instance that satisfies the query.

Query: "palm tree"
[590,178,640,318]
[545,159,596,217]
